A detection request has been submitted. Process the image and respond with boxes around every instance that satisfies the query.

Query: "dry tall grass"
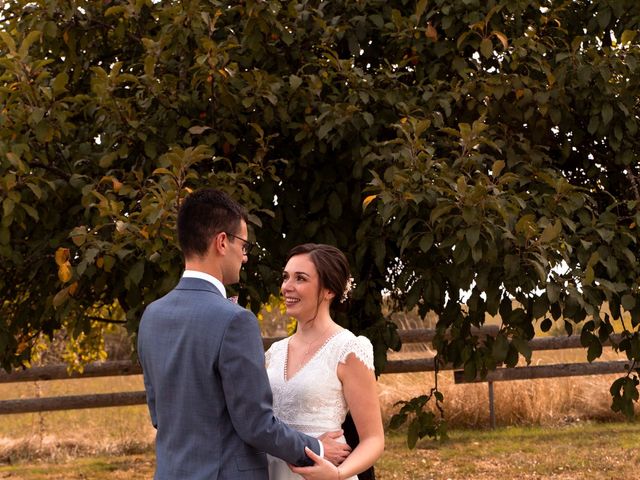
[0,377,155,464]
[378,348,629,429]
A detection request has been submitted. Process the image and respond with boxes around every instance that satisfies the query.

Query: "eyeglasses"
[226,232,256,256]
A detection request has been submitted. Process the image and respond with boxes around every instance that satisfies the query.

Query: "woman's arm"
[290,351,384,479]
[333,351,385,478]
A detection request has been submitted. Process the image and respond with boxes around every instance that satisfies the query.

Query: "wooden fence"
[0,328,634,427]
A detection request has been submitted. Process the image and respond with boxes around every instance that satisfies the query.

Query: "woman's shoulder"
[265,336,289,354]
[333,329,374,370]
[334,328,372,346]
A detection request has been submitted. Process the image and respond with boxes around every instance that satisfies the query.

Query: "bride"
[265,244,385,479]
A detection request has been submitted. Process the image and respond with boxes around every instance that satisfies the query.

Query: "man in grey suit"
[138,188,349,479]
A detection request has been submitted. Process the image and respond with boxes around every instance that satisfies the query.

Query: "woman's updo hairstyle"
[286,243,352,309]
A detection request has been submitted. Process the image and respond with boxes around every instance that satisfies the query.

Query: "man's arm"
[218,308,321,466]
[318,431,351,465]
[137,325,157,428]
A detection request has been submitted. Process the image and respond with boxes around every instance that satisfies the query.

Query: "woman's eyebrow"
[284,270,310,277]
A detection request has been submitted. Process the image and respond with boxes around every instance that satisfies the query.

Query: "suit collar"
[176,276,225,297]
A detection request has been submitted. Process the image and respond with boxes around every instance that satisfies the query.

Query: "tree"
[0,0,401,374]
[1,0,639,431]
[361,0,640,436]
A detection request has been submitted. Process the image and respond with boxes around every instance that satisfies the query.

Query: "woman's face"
[281,253,331,319]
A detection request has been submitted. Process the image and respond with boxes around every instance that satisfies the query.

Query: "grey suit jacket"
[137,277,321,479]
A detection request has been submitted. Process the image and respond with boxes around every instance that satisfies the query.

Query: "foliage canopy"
[1,0,639,429]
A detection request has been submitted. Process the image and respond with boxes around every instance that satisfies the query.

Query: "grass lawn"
[378,421,640,479]
[2,421,639,479]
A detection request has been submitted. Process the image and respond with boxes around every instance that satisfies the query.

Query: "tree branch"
[26,161,71,180]
[626,170,640,205]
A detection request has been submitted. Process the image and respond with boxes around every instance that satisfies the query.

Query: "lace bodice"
[265,329,374,435]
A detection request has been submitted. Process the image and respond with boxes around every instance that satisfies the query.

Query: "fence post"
[488,381,496,429]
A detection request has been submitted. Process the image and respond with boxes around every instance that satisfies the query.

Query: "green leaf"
[416,0,428,21]
[511,337,532,363]
[3,198,15,217]
[127,260,145,287]
[430,203,454,223]
[289,75,302,91]
[0,32,16,53]
[318,122,332,140]
[564,320,573,336]
[188,126,211,135]
[601,103,613,126]
[18,30,42,57]
[22,203,39,221]
[587,341,603,362]
[52,287,69,309]
[369,14,384,28]
[491,160,505,177]
[327,192,343,219]
[52,71,69,96]
[515,214,536,238]
[463,360,477,382]
[621,294,636,311]
[547,282,560,304]
[465,226,480,248]
[621,30,638,45]
[407,420,419,449]
[388,413,407,430]
[35,121,54,143]
[480,38,493,58]
[419,233,433,253]
[532,295,549,320]
[505,344,519,367]
[492,334,509,363]
[70,226,87,246]
[538,220,561,243]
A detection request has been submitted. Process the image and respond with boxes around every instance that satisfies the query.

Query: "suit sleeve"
[218,308,321,466]
[137,327,157,429]
[142,370,158,429]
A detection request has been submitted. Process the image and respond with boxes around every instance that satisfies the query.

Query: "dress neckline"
[283,329,345,382]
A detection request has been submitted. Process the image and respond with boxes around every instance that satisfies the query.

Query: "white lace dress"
[265,329,374,480]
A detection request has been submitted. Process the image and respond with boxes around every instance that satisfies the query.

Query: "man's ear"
[210,231,226,256]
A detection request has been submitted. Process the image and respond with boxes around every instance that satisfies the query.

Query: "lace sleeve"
[338,335,374,371]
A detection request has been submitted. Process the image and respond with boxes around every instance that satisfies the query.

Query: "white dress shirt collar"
[182,270,227,298]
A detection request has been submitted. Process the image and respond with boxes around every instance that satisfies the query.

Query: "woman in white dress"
[266,244,384,480]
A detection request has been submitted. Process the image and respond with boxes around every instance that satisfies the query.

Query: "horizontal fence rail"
[0,328,632,416]
[0,360,143,384]
[453,360,634,384]
[0,391,147,415]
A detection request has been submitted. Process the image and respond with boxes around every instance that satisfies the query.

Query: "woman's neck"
[295,313,334,338]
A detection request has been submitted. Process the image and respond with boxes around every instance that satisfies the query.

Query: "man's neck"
[184,258,222,281]
[182,269,226,298]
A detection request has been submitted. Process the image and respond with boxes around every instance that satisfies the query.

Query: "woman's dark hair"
[177,188,248,258]
[286,243,351,307]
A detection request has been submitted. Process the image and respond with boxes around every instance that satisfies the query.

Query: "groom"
[138,188,350,479]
